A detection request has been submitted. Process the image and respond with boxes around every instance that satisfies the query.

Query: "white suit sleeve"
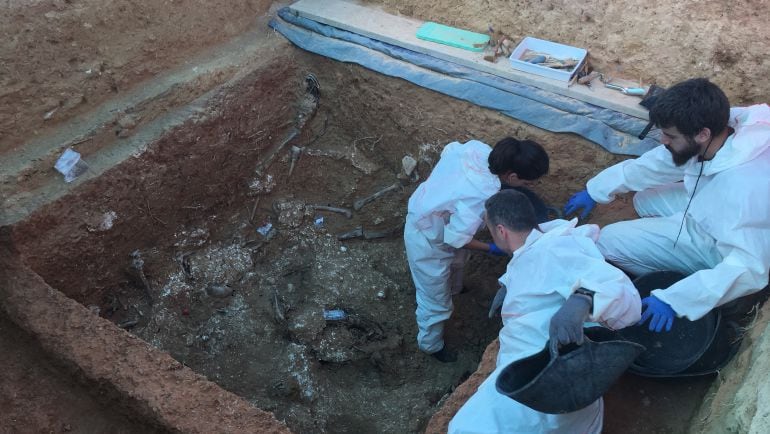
[443,197,485,248]
[549,237,642,330]
[586,145,685,203]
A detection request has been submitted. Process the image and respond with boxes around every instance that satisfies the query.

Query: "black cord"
[673,137,715,248]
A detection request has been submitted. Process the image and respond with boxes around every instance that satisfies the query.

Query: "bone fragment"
[288,145,303,176]
[362,225,403,240]
[337,227,363,240]
[118,319,138,329]
[337,223,403,241]
[402,155,417,176]
[271,288,286,324]
[353,183,401,211]
[311,205,353,219]
[254,127,299,176]
[130,250,154,305]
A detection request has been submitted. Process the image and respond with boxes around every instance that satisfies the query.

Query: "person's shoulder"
[731,104,770,127]
[722,153,770,189]
[537,221,600,249]
[461,139,492,152]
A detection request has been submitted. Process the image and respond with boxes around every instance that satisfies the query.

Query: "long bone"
[353,182,401,211]
[130,250,154,305]
[311,204,353,219]
[288,145,303,176]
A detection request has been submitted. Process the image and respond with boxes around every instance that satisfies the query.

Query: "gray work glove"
[549,293,592,346]
[488,286,507,318]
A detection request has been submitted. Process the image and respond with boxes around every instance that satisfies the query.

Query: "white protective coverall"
[449,219,641,434]
[588,104,770,320]
[404,140,500,353]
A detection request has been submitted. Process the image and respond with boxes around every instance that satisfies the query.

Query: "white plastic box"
[508,36,587,82]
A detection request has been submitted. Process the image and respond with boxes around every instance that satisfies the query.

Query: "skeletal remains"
[130,250,154,305]
[520,49,579,69]
[337,224,403,241]
[311,204,353,219]
[353,182,402,211]
[288,145,303,176]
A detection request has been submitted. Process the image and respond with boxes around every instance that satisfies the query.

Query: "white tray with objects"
[509,36,587,82]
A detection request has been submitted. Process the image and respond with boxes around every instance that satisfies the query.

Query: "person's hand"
[549,293,592,346]
[488,286,507,318]
[564,189,597,220]
[487,243,508,257]
[638,295,675,332]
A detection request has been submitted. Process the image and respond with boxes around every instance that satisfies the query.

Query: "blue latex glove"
[564,189,597,220]
[487,243,507,257]
[638,295,676,332]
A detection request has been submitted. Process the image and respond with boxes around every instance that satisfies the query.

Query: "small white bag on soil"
[54,148,89,182]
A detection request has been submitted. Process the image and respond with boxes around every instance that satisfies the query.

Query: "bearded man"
[563,78,770,332]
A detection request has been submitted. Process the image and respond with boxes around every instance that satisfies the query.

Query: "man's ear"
[503,171,520,185]
[495,223,508,241]
[695,127,712,144]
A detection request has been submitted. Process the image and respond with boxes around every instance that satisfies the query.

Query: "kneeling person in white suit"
[449,189,641,434]
[564,78,770,332]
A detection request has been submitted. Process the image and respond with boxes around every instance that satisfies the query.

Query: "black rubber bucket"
[496,327,645,414]
[620,271,740,377]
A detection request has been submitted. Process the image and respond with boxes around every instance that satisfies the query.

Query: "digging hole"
[11,54,713,433]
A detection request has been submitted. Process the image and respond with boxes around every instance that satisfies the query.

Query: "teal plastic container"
[416,22,489,52]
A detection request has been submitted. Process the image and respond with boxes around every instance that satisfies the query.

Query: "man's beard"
[667,136,701,166]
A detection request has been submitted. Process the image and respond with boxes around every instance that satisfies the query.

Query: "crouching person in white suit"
[564,78,770,332]
[405,138,549,362]
[449,189,642,434]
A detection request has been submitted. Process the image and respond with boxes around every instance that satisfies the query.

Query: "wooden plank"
[289,0,649,120]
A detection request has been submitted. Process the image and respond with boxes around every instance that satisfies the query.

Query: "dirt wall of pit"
[0,0,273,156]
[689,302,770,434]
[0,233,291,433]
[9,53,302,306]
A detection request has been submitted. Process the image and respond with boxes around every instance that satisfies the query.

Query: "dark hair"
[649,78,730,137]
[488,137,549,180]
[485,189,538,232]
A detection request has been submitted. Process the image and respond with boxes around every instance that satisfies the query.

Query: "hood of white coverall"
[701,104,770,176]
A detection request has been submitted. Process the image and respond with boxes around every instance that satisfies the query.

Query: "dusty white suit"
[448,219,641,434]
[404,140,500,353]
[588,104,770,320]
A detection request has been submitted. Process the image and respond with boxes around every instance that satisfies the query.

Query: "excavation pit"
[0,19,737,434]
[6,53,533,433]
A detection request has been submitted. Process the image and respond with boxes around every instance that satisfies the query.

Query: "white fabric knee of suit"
[595,225,655,276]
[632,190,653,216]
[596,224,622,261]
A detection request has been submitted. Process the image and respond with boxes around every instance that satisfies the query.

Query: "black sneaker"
[431,346,457,363]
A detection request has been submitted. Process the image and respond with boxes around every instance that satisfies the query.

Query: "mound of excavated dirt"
[366,0,770,104]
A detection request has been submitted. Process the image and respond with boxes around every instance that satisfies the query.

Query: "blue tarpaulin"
[270,8,661,156]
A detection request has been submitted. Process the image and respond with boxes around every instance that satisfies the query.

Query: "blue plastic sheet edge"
[270,9,661,156]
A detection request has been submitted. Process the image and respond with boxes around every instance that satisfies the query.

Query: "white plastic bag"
[54,148,89,182]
